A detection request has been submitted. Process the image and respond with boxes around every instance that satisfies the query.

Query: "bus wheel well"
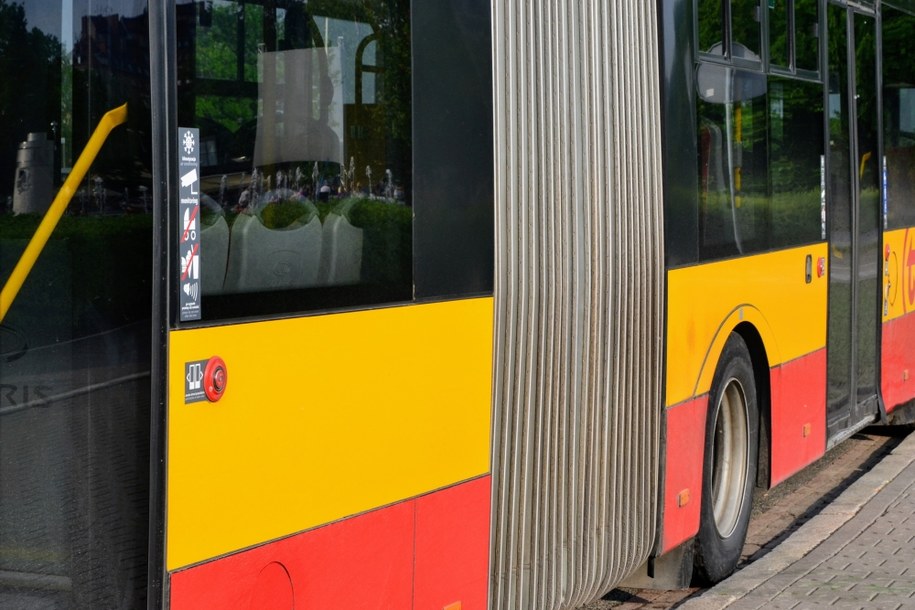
[733,322,771,490]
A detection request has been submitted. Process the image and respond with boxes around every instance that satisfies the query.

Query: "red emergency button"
[885,244,891,261]
[204,356,227,402]
[817,257,826,278]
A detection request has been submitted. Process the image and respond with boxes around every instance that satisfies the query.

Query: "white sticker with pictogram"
[178,127,201,321]
[185,359,208,403]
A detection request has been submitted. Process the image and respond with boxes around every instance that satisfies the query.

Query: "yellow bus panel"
[667,244,829,407]
[167,298,494,570]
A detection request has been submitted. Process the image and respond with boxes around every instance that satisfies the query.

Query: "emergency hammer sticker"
[184,359,208,403]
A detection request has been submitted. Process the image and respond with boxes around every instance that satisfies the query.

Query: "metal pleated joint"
[490,2,665,609]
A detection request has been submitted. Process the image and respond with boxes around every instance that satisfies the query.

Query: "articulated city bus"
[1,1,913,609]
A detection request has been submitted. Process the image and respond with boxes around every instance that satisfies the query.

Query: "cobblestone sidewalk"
[681,430,915,609]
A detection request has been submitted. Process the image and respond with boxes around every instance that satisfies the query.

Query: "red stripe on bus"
[414,476,491,610]
[769,349,827,486]
[883,312,915,413]
[169,476,491,610]
[661,396,707,553]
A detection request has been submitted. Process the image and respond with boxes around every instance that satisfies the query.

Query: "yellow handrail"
[1,103,127,323]
[859,151,872,179]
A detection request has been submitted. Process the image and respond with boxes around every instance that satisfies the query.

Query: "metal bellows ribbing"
[490,2,665,609]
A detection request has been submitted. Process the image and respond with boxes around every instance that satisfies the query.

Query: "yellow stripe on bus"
[666,244,828,407]
[166,298,493,571]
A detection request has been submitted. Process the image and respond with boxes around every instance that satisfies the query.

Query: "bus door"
[826,2,882,445]
[0,1,155,607]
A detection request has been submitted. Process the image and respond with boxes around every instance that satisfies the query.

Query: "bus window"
[795,0,819,73]
[731,0,761,60]
[179,0,412,320]
[697,67,768,258]
[767,0,820,74]
[768,76,824,247]
[883,7,915,230]
[769,0,790,68]
[698,0,725,56]
[0,2,153,607]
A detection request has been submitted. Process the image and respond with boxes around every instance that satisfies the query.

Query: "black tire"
[693,332,759,585]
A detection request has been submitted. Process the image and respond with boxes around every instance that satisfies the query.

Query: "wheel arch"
[733,322,773,490]
[693,328,762,584]
[690,309,779,492]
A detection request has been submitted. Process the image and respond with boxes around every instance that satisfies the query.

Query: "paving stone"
[681,432,915,610]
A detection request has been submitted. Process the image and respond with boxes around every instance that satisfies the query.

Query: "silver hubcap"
[711,378,750,538]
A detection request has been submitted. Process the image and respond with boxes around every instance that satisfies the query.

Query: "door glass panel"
[795,0,819,72]
[882,8,915,230]
[0,1,152,607]
[696,66,769,260]
[854,13,879,403]
[826,4,851,429]
[768,76,824,248]
[693,69,825,262]
[698,0,725,56]
[768,0,789,68]
[179,0,413,321]
[731,0,761,59]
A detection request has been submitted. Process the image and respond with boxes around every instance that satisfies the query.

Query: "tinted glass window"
[825,5,852,413]
[853,12,880,403]
[769,0,790,68]
[731,0,761,59]
[179,0,412,320]
[883,7,915,230]
[769,76,824,247]
[795,0,819,72]
[0,1,152,607]
[698,0,725,56]
[695,67,826,261]
[696,66,768,258]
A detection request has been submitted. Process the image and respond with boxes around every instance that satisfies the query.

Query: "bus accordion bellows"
[0,1,913,609]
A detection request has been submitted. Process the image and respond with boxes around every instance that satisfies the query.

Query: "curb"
[678,430,915,609]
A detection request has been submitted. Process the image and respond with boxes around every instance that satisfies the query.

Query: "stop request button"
[203,356,227,402]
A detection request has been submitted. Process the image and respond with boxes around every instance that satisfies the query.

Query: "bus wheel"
[693,332,759,585]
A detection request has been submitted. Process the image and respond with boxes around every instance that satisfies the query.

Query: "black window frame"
[696,0,824,80]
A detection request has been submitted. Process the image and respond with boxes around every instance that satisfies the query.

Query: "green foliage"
[883,9,915,84]
[0,212,152,240]
[702,189,822,252]
[697,0,723,53]
[340,197,411,284]
[195,2,262,133]
[196,3,261,82]
[769,3,790,66]
[0,213,153,330]
[257,198,317,228]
